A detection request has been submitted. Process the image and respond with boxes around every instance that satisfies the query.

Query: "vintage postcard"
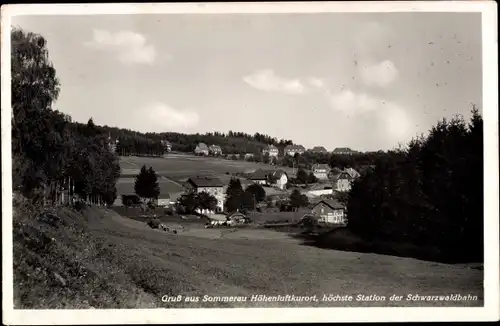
[2,1,498,324]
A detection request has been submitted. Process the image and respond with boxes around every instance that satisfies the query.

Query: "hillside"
[99,125,297,156]
[13,195,483,309]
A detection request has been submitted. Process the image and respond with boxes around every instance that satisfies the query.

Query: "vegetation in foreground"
[13,196,483,308]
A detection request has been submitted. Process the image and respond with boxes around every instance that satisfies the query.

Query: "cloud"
[86,29,156,65]
[359,60,399,88]
[328,89,381,115]
[327,89,415,142]
[141,102,200,131]
[306,77,325,89]
[243,69,307,94]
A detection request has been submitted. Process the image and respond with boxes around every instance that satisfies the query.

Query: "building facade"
[186,177,225,213]
[262,145,279,157]
[312,163,331,180]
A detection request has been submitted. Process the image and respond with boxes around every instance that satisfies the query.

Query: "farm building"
[161,140,172,152]
[262,144,279,157]
[186,176,225,214]
[344,167,361,179]
[312,163,331,180]
[305,183,334,197]
[330,171,353,192]
[209,144,223,156]
[284,144,306,156]
[194,143,209,156]
[309,146,328,153]
[304,199,346,225]
[249,169,288,190]
[332,147,358,155]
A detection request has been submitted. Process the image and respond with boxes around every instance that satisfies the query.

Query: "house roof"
[196,143,209,150]
[227,211,247,219]
[285,144,305,151]
[332,147,354,153]
[249,169,270,180]
[263,144,278,150]
[187,176,224,188]
[344,167,360,179]
[313,163,330,171]
[308,183,333,191]
[209,145,222,150]
[330,172,352,181]
[313,199,345,210]
[311,146,328,152]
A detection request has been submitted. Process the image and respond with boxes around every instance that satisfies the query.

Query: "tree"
[197,192,218,212]
[307,172,318,184]
[289,189,309,211]
[177,193,198,214]
[225,178,243,212]
[134,165,160,203]
[296,168,308,184]
[245,183,266,203]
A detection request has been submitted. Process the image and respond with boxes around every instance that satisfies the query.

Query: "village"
[112,138,364,231]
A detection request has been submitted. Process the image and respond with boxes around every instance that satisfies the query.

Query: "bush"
[147,219,161,229]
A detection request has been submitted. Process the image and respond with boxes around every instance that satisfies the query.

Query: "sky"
[12,12,482,151]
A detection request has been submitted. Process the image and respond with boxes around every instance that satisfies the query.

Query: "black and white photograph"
[2,1,498,324]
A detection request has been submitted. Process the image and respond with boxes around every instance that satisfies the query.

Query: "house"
[332,147,357,155]
[244,153,254,159]
[249,169,288,190]
[227,211,250,225]
[262,145,279,157]
[284,144,306,156]
[194,143,209,156]
[305,199,346,225]
[209,144,223,156]
[161,140,172,152]
[186,176,225,214]
[312,163,331,180]
[306,183,334,197]
[310,146,328,153]
[344,167,361,180]
[330,171,353,192]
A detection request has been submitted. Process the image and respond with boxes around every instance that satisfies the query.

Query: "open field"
[119,155,299,181]
[14,202,484,308]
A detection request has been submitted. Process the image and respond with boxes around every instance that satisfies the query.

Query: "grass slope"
[13,198,483,308]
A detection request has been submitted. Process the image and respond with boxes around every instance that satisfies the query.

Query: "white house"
[306,183,334,197]
[186,176,225,214]
[331,171,352,192]
[194,143,209,156]
[312,164,331,180]
[305,199,346,225]
[209,144,223,156]
[248,169,288,190]
[284,145,306,156]
[262,145,279,157]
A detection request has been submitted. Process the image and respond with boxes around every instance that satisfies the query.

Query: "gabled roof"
[332,147,354,153]
[263,144,278,150]
[313,199,345,210]
[196,143,209,150]
[311,146,328,152]
[249,169,287,181]
[329,171,352,182]
[285,144,305,151]
[209,144,222,150]
[313,163,330,171]
[227,211,247,219]
[344,167,360,179]
[187,176,224,188]
[308,183,333,191]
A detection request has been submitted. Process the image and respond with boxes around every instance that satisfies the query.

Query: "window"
[321,208,324,214]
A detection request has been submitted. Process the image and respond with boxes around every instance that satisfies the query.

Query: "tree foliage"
[225,178,244,213]
[345,109,483,263]
[289,189,309,210]
[134,165,160,203]
[11,28,119,207]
